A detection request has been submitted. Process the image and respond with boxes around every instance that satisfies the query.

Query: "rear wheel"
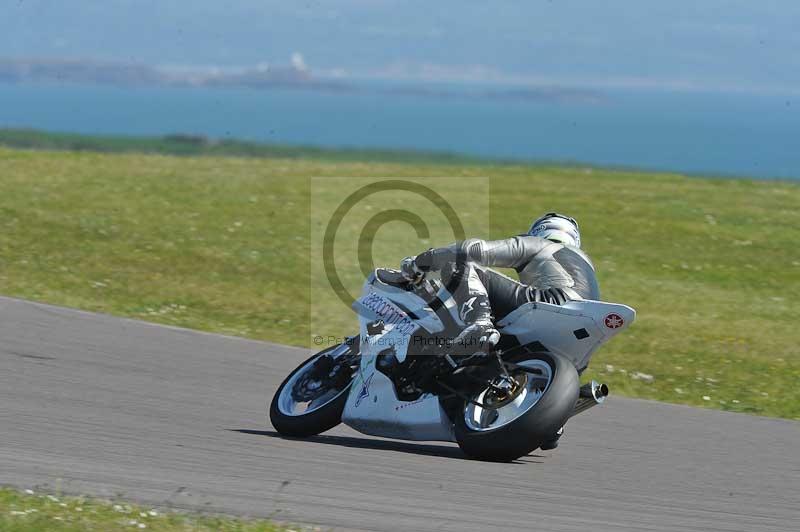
[269,340,358,437]
[453,351,578,462]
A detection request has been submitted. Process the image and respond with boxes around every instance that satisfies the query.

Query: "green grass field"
[1,144,799,419]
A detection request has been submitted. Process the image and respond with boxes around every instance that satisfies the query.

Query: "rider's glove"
[413,249,436,272]
[400,256,425,284]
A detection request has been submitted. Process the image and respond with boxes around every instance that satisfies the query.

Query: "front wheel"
[269,340,358,437]
[454,351,579,462]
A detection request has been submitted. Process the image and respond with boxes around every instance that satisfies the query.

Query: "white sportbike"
[270,268,635,461]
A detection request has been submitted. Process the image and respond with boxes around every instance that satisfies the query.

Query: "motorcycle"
[270,267,635,461]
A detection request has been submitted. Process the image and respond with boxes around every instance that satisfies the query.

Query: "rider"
[401,212,599,449]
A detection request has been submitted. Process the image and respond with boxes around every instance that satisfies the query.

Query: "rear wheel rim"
[463,359,553,432]
[277,344,354,417]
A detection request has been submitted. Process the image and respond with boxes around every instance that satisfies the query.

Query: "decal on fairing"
[354,373,374,407]
[573,328,590,340]
[395,397,427,411]
[360,292,416,335]
[459,296,476,322]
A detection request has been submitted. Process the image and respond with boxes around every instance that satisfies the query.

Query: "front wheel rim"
[277,344,354,417]
[463,359,554,432]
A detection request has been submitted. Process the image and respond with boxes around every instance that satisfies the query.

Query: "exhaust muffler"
[571,380,609,417]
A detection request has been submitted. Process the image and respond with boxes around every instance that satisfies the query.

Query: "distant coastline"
[0,57,605,104]
[0,57,337,90]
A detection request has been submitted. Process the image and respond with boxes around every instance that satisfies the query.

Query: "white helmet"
[528,212,581,248]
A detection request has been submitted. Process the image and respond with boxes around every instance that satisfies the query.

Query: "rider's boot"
[540,426,564,450]
[448,323,500,366]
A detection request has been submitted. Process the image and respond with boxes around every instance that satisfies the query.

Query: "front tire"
[269,342,357,438]
[454,351,579,462]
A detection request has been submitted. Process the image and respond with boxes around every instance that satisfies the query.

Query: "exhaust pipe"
[571,380,609,417]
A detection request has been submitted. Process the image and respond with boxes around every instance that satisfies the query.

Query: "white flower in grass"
[604,364,614,373]
[631,372,654,383]
[147,510,158,517]
[702,396,711,401]
[9,511,26,516]
[732,399,740,404]
[674,388,684,394]
[25,489,34,495]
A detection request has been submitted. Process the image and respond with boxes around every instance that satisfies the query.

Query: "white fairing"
[340,271,635,442]
[342,362,456,442]
[496,299,636,370]
[342,274,457,442]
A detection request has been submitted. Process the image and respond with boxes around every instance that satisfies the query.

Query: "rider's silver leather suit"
[415,236,600,356]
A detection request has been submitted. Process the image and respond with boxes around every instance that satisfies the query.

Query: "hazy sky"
[2,0,799,92]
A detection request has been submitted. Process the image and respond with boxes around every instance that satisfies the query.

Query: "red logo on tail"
[604,313,624,329]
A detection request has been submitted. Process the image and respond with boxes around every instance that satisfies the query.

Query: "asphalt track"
[1,296,799,531]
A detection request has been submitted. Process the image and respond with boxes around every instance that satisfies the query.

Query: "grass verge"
[0,488,293,531]
[0,127,483,165]
[0,145,798,419]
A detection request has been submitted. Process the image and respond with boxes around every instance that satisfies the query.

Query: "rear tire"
[454,352,578,462]
[269,343,356,438]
